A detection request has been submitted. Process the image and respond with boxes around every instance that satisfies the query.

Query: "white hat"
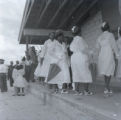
[71,26,76,32]
[101,21,107,28]
[71,26,80,34]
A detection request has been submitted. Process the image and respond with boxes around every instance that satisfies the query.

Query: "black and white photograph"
[0,0,121,120]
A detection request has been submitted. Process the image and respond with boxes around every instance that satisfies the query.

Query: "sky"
[0,0,26,64]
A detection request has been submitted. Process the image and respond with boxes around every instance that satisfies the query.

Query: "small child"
[12,64,27,96]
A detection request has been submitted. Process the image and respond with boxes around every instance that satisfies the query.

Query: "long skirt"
[39,56,51,78]
[0,73,7,92]
[13,75,27,88]
[71,52,92,83]
[47,59,71,86]
[34,63,42,77]
[98,46,115,76]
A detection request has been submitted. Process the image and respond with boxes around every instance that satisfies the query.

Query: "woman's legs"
[104,75,111,92]
[58,84,63,90]
[13,87,18,96]
[83,83,93,95]
[39,77,45,85]
[84,83,89,92]
[13,87,20,96]
[72,82,82,95]
[19,87,25,96]
[22,87,25,96]
[53,84,58,93]
[72,82,76,91]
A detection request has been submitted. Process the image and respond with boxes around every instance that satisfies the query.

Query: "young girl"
[70,26,93,95]
[12,62,27,96]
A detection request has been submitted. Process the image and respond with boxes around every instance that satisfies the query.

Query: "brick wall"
[81,11,102,63]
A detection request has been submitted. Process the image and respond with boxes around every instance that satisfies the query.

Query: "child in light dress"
[12,62,27,96]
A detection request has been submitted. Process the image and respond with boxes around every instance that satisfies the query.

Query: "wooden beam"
[25,36,29,57]
[23,29,73,37]
[37,0,52,26]
[24,0,35,25]
[74,0,98,24]
[18,0,35,42]
[47,0,68,28]
[58,0,84,28]
[119,0,121,16]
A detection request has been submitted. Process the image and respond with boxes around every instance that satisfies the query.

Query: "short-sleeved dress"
[96,31,118,76]
[70,36,92,83]
[13,67,27,88]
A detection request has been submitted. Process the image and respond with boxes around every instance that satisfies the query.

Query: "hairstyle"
[16,60,19,64]
[71,26,81,36]
[0,60,4,64]
[55,30,64,39]
[49,32,55,37]
[101,22,110,32]
[15,65,23,70]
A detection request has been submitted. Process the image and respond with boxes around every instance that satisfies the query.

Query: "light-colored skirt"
[14,75,27,88]
[71,52,92,83]
[34,63,42,77]
[47,59,71,85]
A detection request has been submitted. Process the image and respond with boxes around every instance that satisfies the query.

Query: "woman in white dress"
[70,26,93,95]
[96,22,118,94]
[40,32,56,82]
[47,30,71,93]
[116,27,121,79]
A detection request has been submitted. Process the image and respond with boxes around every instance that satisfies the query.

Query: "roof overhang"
[19,0,99,45]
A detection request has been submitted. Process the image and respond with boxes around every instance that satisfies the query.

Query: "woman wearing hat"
[96,22,118,94]
[116,27,121,80]
[47,30,71,93]
[70,26,93,95]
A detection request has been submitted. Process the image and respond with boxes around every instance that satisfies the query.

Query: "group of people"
[0,56,33,96]
[34,21,121,95]
[1,21,121,96]
[34,26,93,95]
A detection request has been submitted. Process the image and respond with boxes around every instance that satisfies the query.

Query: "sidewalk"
[29,81,121,120]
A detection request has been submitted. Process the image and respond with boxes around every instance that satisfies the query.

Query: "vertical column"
[25,36,29,58]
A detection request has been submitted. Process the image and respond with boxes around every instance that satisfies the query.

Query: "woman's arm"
[40,41,48,64]
[110,34,119,58]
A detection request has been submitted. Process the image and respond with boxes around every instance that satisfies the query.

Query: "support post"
[25,36,29,58]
